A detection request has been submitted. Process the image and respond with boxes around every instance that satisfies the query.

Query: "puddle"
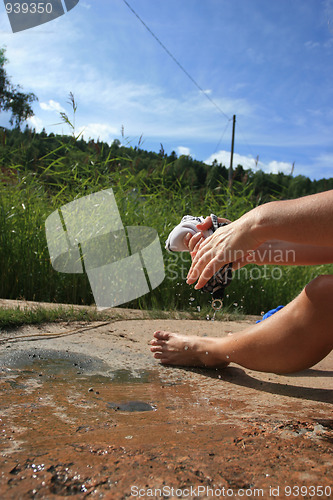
[107,401,155,412]
[1,349,332,498]
[0,348,112,376]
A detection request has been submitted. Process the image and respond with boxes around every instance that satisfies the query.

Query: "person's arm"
[253,190,333,247]
[234,240,333,268]
[187,190,333,289]
[185,228,333,269]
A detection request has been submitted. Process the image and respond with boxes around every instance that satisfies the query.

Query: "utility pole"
[255,155,259,168]
[228,114,236,188]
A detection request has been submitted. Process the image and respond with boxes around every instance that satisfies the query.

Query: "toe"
[150,345,163,353]
[153,330,170,340]
[153,352,165,359]
[150,338,166,346]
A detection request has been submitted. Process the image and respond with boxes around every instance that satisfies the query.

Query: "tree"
[0,47,37,127]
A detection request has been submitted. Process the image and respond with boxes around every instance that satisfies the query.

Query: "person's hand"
[186,214,262,290]
[183,216,231,257]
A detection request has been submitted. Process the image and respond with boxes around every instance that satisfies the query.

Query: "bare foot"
[150,330,230,368]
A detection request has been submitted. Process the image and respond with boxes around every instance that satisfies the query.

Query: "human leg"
[150,275,333,374]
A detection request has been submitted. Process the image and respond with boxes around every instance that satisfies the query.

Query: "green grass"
[0,303,248,330]
[0,305,101,330]
[1,133,332,319]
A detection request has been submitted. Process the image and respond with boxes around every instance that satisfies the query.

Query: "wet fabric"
[165,214,233,299]
[202,214,233,299]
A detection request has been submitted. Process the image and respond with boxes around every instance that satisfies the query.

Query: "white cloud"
[205,150,293,175]
[266,160,292,174]
[40,100,65,113]
[79,123,118,143]
[27,116,44,131]
[177,146,191,156]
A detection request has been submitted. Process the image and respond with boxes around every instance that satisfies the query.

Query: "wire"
[121,0,232,123]
[235,120,259,165]
[213,120,231,154]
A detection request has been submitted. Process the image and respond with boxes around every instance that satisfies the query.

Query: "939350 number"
[284,485,332,497]
[5,3,53,15]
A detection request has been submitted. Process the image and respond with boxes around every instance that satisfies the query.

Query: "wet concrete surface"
[0,318,332,499]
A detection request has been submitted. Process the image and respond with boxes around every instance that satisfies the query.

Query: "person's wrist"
[242,204,269,247]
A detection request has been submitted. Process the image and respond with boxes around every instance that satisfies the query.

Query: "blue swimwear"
[256,305,284,323]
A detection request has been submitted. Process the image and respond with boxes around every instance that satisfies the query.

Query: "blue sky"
[1,0,333,180]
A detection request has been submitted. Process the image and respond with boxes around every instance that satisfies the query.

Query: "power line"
[235,121,258,161]
[213,119,231,154]
[121,0,232,123]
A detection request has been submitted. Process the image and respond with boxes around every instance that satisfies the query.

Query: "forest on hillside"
[1,126,333,203]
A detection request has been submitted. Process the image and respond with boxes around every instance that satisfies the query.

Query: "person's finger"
[187,232,202,252]
[196,216,231,231]
[187,238,209,271]
[191,236,205,256]
[183,232,192,249]
[196,216,212,231]
[187,232,217,274]
[194,257,221,289]
[217,217,231,224]
[186,246,203,280]
[186,248,214,284]
[188,240,231,284]
[194,233,211,250]
[187,237,204,270]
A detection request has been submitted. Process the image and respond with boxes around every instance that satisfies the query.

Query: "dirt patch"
[0,304,332,499]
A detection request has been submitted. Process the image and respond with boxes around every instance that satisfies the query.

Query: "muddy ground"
[0,301,332,499]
